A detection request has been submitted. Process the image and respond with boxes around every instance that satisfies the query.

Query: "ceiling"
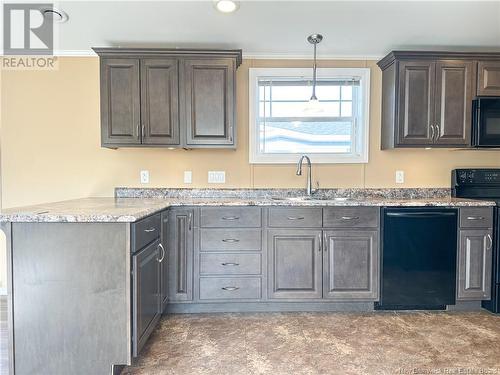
[42,1,500,58]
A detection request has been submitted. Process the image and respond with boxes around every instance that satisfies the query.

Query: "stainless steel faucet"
[296,155,314,196]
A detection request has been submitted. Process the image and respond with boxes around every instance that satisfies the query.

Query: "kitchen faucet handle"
[312,181,320,194]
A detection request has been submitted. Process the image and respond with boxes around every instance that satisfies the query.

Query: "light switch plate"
[184,171,192,184]
[208,171,225,184]
[140,170,150,184]
[395,170,405,184]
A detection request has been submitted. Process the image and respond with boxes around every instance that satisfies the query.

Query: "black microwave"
[472,97,500,147]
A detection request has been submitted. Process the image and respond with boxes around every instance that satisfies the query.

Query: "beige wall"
[0,56,499,289]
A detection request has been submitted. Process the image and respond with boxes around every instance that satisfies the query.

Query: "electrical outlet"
[184,171,192,184]
[208,171,225,184]
[140,170,150,184]
[395,170,405,184]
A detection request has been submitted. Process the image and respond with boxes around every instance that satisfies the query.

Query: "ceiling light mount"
[41,7,69,23]
[214,0,239,13]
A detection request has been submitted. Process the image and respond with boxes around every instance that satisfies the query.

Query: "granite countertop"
[0,188,496,223]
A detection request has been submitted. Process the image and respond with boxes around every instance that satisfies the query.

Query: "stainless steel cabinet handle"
[487,234,493,250]
[221,286,239,291]
[318,233,322,252]
[434,124,440,142]
[430,124,435,142]
[137,124,140,137]
[221,262,239,266]
[188,212,192,231]
[144,227,156,233]
[142,124,145,137]
[467,216,485,221]
[287,216,305,220]
[222,216,240,221]
[341,216,359,221]
[157,243,165,262]
[323,232,327,252]
[222,238,240,243]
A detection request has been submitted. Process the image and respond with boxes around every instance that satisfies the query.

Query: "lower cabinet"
[168,208,194,301]
[323,230,379,300]
[457,229,493,300]
[268,229,323,299]
[132,238,162,357]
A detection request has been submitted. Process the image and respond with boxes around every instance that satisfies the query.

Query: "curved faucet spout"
[296,155,313,195]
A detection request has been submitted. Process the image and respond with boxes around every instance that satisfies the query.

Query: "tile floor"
[121,311,500,375]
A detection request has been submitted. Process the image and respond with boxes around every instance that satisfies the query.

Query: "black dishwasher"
[375,208,457,310]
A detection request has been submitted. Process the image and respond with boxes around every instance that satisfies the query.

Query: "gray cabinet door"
[168,209,194,301]
[100,58,141,146]
[160,211,169,312]
[182,58,235,146]
[323,230,379,300]
[478,61,500,96]
[397,60,435,146]
[268,229,322,299]
[141,59,180,145]
[434,60,473,146]
[457,229,493,301]
[132,239,161,357]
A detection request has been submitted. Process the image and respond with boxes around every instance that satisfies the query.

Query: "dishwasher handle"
[385,212,457,218]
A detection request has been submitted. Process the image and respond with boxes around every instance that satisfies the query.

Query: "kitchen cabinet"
[168,208,194,302]
[132,238,161,357]
[99,58,141,145]
[93,48,242,149]
[457,229,493,300]
[377,51,500,149]
[478,61,500,96]
[323,230,379,300]
[267,229,323,299]
[160,211,169,312]
[183,58,235,146]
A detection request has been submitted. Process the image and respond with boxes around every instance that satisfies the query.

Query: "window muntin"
[249,68,370,164]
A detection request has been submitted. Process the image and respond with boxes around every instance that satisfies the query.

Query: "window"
[249,68,370,163]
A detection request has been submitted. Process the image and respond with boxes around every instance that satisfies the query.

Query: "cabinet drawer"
[460,207,493,228]
[200,207,261,228]
[200,253,261,275]
[199,277,261,300]
[323,207,379,228]
[200,229,261,251]
[132,213,161,251]
[268,207,322,228]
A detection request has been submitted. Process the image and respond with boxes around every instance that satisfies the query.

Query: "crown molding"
[243,52,383,61]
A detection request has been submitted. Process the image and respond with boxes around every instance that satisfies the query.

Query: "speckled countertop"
[0,188,495,223]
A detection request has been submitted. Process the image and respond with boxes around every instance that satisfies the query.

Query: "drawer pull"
[287,216,305,220]
[221,262,240,266]
[341,216,359,221]
[466,216,485,221]
[222,238,240,243]
[487,234,493,250]
[222,216,240,221]
[221,286,240,291]
[144,227,156,233]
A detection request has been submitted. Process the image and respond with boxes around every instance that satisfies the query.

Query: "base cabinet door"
[457,229,493,300]
[160,211,169,312]
[268,229,322,299]
[168,208,194,301]
[132,239,161,357]
[323,230,379,300]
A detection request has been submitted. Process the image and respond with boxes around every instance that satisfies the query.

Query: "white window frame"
[248,67,370,164]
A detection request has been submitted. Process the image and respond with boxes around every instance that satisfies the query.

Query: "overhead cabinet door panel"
[434,60,473,146]
[397,61,434,145]
[100,58,141,145]
[183,58,235,146]
[141,59,180,145]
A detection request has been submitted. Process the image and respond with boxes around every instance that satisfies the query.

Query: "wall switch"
[208,171,226,184]
[395,170,405,184]
[184,171,192,184]
[140,170,150,184]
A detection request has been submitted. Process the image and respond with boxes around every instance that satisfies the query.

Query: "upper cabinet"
[378,51,500,149]
[93,48,242,149]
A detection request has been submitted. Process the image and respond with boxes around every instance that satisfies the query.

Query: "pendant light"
[303,34,324,114]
